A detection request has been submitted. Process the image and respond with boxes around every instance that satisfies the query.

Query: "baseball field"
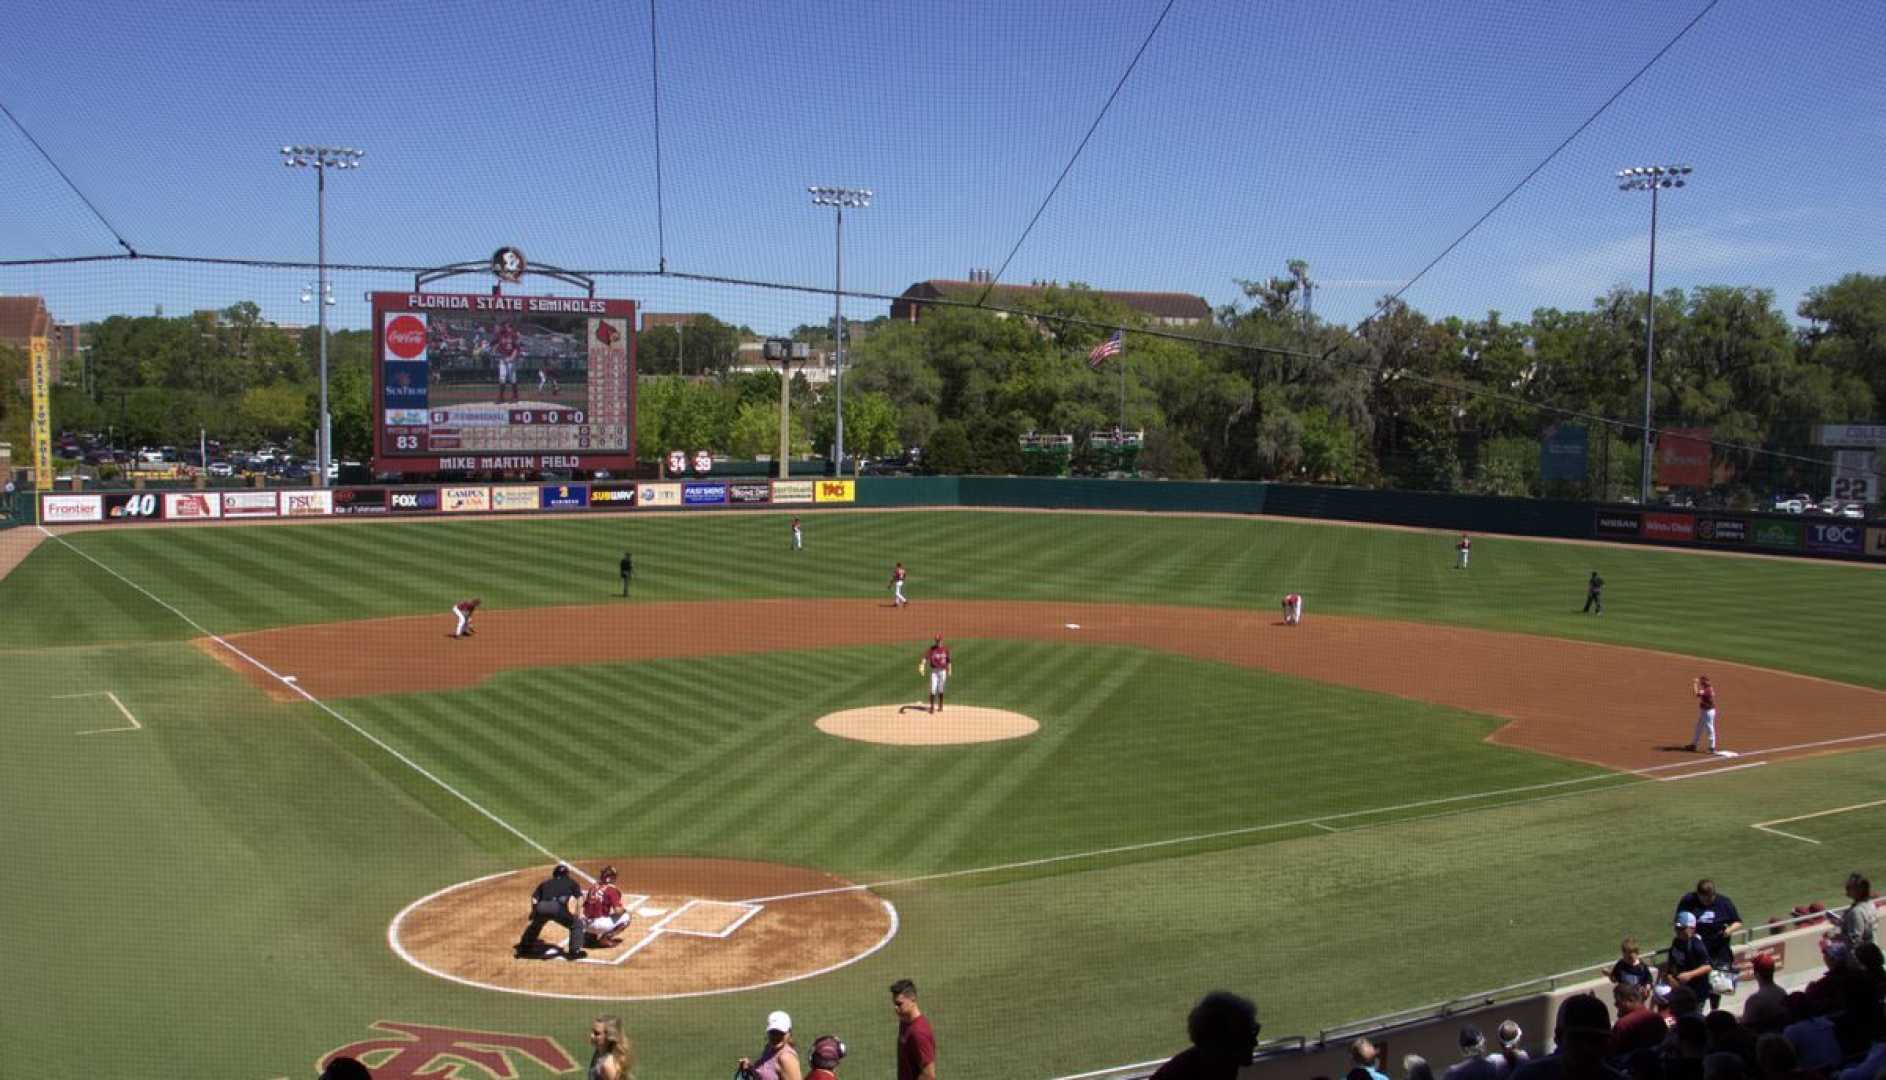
[3,508,1885,1080]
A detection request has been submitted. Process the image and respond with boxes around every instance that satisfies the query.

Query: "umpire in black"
[1583,570,1604,614]
[619,551,633,597]
[515,864,587,960]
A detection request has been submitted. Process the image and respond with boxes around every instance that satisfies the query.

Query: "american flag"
[1087,329,1123,368]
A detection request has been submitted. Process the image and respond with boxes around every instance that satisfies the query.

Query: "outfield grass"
[3,511,1885,1080]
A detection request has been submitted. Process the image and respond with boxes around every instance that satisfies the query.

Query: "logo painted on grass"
[319,1021,575,1080]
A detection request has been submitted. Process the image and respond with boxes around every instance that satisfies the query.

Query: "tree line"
[12,272,1884,496]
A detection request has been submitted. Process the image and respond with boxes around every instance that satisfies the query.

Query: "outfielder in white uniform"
[1282,593,1303,626]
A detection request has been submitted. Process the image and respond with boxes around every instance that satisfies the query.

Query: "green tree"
[1798,273,1886,417]
[921,420,973,475]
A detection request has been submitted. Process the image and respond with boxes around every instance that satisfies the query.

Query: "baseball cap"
[767,1010,792,1033]
[1751,952,1776,974]
[1676,911,1698,928]
[1459,1025,1485,1052]
[811,1035,847,1069]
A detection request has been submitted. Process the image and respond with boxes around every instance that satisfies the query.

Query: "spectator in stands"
[1445,1026,1503,1080]
[1779,995,1841,1074]
[1834,991,1886,1080]
[1854,942,1886,998]
[1664,913,1718,1006]
[1704,1012,1757,1073]
[1701,1052,1746,1080]
[1406,1054,1437,1080]
[1611,983,1670,1060]
[1665,986,1705,1024]
[1497,1022,1533,1070]
[1148,990,1260,1080]
[1352,1038,1394,1080]
[1608,938,1656,989]
[1512,994,1622,1080]
[1751,1034,1810,1080]
[1677,881,1744,1006]
[1739,955,1787,1031]
[1662,1015,1710,1080]
[1621,1048,1660,1080]
[1841,873,1878,954]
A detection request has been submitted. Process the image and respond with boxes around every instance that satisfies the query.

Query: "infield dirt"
[208,598,1886,773]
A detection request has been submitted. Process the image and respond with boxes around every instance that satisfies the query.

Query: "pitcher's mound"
[816,705,1040,745]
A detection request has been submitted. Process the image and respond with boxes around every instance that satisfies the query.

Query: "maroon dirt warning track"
[206,599,1886,772]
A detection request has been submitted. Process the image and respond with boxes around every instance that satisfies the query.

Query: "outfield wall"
[33,477,1886,564]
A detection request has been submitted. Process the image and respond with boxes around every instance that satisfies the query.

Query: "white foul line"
[1751,825,1822,846]
[1655,761,1767,782]
[1749,797,1886,846]
[40,527,577,874]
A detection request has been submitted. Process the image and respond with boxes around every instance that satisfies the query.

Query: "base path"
[212,599,1886,773]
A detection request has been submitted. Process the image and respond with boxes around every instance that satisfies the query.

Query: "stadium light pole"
[809,186,871,474]
[1615,163,1691,504]
[282,144,365,487]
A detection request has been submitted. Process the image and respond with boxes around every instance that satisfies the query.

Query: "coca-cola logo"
[386,314,428,359]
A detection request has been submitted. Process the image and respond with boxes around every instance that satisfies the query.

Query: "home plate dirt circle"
[816,705,1040,745]
[390,857,897,1000]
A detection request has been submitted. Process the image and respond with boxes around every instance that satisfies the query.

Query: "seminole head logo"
[491,246,527,283]
[319,1021,576,1080]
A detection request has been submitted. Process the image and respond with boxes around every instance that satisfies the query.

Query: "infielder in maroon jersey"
[1282,593,1303,625]
[921,636,951,714]
[451,597,481,638]
[1686,675,1718,753]
[891,562,908,608]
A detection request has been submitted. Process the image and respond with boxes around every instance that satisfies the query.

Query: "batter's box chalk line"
[588,897,766,966]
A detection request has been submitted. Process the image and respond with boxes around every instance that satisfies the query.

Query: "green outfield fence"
[33,474,1886,563]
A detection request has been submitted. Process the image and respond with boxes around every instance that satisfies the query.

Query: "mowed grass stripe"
[353,694,569,839]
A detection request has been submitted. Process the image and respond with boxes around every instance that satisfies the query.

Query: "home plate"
[636,905,668,917]
[1064,623,1081,630]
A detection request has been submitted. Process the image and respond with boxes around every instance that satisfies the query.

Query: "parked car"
[207,462,235,478]
[1840,502,1866,519]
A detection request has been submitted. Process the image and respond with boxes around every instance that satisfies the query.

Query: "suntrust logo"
[385,313,428,360]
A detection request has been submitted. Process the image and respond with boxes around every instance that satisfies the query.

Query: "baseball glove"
[917,659,927,675]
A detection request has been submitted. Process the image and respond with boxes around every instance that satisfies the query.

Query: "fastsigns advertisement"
[1593,510,1641,538]
[281,490,333,517]
[440,486,491,513]
[1694,518,1747,545]
[332,488,389,515]
[587,484,636,507]
[490,485,539,512]
[1867,528,1886,559]
[814,479,856,504]
[1640,512,1695,542]
[682,482,728,506]
[729,482,771,504]
[163,492,223,520]
[637,483,681,508]
[104,492,163,521]
[542,484,590,509]
[1752,520,1801,549]
[42,494,102,522]
[221,491,280,518]
[1803,521,1863,555]
[389,489,440,513]
[771,480,815,504]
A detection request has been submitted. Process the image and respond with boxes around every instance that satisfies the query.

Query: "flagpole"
[1118,355,1125,433]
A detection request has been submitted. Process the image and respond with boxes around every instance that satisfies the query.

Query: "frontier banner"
[1654,428,1712,488]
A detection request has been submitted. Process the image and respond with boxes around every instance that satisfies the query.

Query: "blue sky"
[1,0,1881,337]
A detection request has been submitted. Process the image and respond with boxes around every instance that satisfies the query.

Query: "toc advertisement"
[1803,522,1864,555]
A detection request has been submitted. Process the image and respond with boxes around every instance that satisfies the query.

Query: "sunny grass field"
[3,510,1886,1080]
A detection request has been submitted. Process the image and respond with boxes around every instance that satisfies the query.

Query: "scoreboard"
[370,291,637,475]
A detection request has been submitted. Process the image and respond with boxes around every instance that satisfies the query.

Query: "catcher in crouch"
[582,865,632,947]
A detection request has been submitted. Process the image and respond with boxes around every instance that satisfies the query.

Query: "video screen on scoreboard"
[371,291,637,474]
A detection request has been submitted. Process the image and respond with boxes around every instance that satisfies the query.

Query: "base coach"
[514,864,588,960]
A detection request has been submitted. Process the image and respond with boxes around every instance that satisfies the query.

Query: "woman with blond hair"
[587,1015,634,1080]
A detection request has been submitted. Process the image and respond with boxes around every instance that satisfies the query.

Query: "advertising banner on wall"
[1751,520,1801,550]
[682,482,728,506]
[729,482,772,504]
[814,479,856,504]
[1640,512,1695,542]
[104,492,163,521]
[771,480,816,504]
[42,494,102,522]
[637,483,681,508]
[388,489,439,513]
[1654,428,1713,487]
[1829,449,1877,505]
[490,486,539,512]
[542,484,590,509]
[1694,518,1747,545]
[1816,424,1886,447]
[1803,521,1864,555]
[332,488,388,515]
[29,337,51,490]
[163,492,223,520]
[1867,528,1886,559]
[281,490,333,517]
[1593,510,1641,538]
[588,484,636,508]
[1540,424,1589,481]
[440,486,491,513]
[221,491,280,518]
